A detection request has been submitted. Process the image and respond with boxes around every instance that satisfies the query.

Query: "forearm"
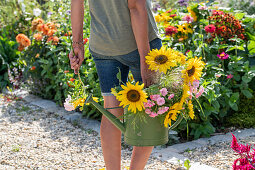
[71,0,84,43]
[128,0,150,63]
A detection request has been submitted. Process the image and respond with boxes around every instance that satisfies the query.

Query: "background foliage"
[1,0,255,141]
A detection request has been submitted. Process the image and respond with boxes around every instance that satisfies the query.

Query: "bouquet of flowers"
[111,46,206,127]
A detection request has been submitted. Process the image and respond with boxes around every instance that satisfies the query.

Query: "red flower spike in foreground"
[205,24,216,33]
[231,133,255,170]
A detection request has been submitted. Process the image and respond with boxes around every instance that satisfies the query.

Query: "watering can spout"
[85,94,125,133]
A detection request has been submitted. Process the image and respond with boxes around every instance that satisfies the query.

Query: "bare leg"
[130,146,154,170]
[101,96,123,170]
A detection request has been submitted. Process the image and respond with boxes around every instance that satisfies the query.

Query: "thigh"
[92,56,129,96]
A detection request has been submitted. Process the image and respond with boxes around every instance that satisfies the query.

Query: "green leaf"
[235,13,245,20]
[117,67,121,84]
[241,90,253,98]
[248,41,255,54]
[242,75,252,83]
[229,101,238,111]
[184,159,191,170]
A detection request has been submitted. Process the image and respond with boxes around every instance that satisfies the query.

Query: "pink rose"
[150,94,160,101]
[195,86,205,98]
[145,108,152,114]
[168,94,175,100]
[156,97,165,106]
[149,112,158,118]
[215,74,221,78]
[160,88,168,96]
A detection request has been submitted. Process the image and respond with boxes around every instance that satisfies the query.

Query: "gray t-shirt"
[88,0,159,56]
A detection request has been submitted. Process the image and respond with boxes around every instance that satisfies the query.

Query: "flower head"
[205,24,216,33]
[165,26,178,37]
[156,97,165,106]
[217,52,229,60]
[182,15,194,23]
[117,82,147,113]
[227,74,233,79]
[160,88,168,96]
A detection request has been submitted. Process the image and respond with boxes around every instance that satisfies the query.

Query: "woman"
[69,0,162,169]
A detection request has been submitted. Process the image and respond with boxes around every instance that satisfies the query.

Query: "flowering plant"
[111,46,205,128]
[231,133,255,170]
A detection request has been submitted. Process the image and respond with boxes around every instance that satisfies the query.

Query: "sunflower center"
[155,55,168,64]
[127,90,140,102]
[187,66,196,77]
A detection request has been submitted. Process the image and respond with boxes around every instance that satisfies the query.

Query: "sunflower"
[188,100,195,119]
[182,57,205,84]
[164,103,179,127]
[145,47,178,74]
[117,82,147,113]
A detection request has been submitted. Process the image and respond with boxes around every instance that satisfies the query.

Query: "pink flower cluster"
[188,80,205,99]
[144,88,174,118]
[231,133,255,170]
[182,15,194,23]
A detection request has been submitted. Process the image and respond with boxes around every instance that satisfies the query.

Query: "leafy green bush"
[0,33,20,91]
[226,92,255,128]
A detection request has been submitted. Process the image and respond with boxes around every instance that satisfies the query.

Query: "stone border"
[3,89,255,170]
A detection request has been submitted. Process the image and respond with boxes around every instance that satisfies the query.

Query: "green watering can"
[85,94,182,146]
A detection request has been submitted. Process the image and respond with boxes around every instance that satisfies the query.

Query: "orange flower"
[47,36,53,42]
[64,70,69,73]
[34,33,43,41]
[30,66,36,70]
[36,24,44,32]
[35,53,40,58]
[18,44,25,51]
[32,18,44,31]
[16,34,31,47]
[70,78,75,82]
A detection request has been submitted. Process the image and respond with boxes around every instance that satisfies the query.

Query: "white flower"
[18,0,24,3]
[33,8,42,17]
[64,95,75,111]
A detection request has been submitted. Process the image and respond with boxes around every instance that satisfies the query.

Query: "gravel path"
[0,94,179,169]
[1,93,254,170]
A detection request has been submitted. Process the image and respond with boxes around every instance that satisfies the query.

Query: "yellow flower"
[173,51,186,65]
[188,100,195,119]
[155,14,162,23]
[164,103,180,127]
[187,7,197,22]
[111,88,118,96]
[117,82,147,113]
[183,23,193,34]
[145,47,178,74]
[179,84,189,108]
[182,57,205,84]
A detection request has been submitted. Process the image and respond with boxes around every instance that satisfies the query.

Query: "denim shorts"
[90,38,162,96]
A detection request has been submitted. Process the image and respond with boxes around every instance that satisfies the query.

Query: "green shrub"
[226,92,255,128]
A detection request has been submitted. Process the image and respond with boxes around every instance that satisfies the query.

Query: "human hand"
[69,45,84,74]
[140,61,156,88]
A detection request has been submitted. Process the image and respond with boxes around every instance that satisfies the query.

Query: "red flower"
[70,78,75,82]
[166,9,173,13]
[165,26,178,36]
[30,66,36,71]
[169,14,177,18]
[205,24,216,33]
[84,38,88,45]
[212,10,224,16]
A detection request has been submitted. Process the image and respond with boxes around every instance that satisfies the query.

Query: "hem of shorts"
[101,92,115,96]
